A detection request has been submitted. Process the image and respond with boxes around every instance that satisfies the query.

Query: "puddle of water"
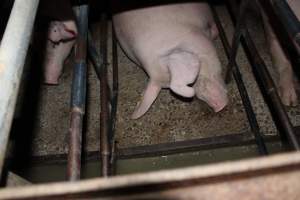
[13,141,283,183]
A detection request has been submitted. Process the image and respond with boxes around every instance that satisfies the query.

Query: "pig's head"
[48,21,77,43]
[193,69,228,112]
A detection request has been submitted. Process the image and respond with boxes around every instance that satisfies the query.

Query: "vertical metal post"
[67,4,89,181]
[99,13,111,177]
[0,0,40,178]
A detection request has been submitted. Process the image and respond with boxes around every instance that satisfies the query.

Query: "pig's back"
[113,2,214,65]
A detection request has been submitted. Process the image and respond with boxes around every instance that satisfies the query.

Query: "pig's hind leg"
[262,13,298,106]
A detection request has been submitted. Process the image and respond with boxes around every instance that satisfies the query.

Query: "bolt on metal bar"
[99,13,111,177]
[211,6,268,155]
[227,0,300,150]
[0,0,40,178]
[67,4,89,181]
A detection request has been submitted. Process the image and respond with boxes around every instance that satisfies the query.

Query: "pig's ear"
[61,24,77,40]
[131,81,161,119]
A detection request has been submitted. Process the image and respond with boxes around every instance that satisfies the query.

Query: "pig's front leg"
[262,13,298,106]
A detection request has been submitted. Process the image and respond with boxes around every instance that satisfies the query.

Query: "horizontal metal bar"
[10,127,300,165]
[0,0,40,178]
[1,151,300,200]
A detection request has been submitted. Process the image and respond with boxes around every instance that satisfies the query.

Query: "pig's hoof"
[279,87,298,106]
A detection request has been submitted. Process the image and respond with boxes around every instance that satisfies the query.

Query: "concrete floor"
[14,5,300,157]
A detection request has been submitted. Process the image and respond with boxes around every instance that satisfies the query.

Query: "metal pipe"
[225,0,249,83]
[99,13,111,177]
[108,28,119,175]
[211,6,268,155]
[0,0,40,178]
[67,4,89,181]
[227,0,300,150]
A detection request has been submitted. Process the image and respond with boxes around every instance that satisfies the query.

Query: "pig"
[38,0,77,84]
[43,20,77,84]
[260,0,300,106]
[112,2,228,119]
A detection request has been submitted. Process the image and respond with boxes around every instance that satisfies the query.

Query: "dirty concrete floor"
[14,5,300,156]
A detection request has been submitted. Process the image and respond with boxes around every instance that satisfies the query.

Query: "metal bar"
[257,0,300,77]
[108,27,119,174]
[0,0,40,178]
[99,13,111,177]
[1,151,300,200]
[7,128,300,164]
[268,0,300,53]
[211,6,268,155]
[67,4,89,181]
[225,0,249,83]
[227,0,300,150]
[88,31,102,80]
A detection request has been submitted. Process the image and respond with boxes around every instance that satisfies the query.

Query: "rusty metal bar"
[0,0,40,178]
[100,13,111,177]
[227,0,300,150]
[67,4,89,181]
[211,6,268,155]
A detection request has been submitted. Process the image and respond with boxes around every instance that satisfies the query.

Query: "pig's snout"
[194,75,228,112]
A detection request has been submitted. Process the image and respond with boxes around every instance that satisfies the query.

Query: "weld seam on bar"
[211,6,268,155]
[0,0,40,178]
[227,0,300,150]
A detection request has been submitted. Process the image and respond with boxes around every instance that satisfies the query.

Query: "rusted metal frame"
[107,28,119,174]
[67,4,89,181]
[100,13,112,177]
[211,6,268,155]
[257,0,300,77]
[0,0,40,178]
[227,0,300,150]
[225,0,250,83]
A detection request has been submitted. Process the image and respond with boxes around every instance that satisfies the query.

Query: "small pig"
[38,0,77,84]
[43,20,77,84]
[113,2,228,119]
[260,0,300,106]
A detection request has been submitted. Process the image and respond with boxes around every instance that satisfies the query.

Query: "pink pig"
[113,2,228,119]
[43,20,77,84]
[38,0,78,84]
[261,0,300,106]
